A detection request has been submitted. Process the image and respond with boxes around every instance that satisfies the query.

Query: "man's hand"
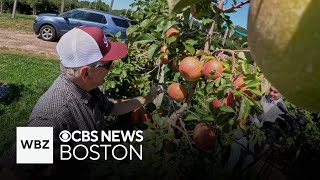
[110,85,163,116]
[144,86,163,104]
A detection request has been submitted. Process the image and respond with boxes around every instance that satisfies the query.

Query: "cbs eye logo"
[59,130,71,142]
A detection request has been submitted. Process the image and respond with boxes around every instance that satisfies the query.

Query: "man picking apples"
[0,26,162,180]
[249,84,288,147]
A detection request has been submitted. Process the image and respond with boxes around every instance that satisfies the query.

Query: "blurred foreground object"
[248,0,320,112]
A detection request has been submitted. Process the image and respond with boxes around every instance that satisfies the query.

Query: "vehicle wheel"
[39,25,56,41]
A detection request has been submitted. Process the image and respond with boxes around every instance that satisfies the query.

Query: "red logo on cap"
[79,26,110,56]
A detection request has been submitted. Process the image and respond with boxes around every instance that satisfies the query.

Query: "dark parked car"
[33,8,132,41]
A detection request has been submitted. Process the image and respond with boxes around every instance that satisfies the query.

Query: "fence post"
[11,0,18,18]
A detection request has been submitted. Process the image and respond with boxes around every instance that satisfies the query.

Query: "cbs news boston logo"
[16,127,143,164]
[16,127,53,164]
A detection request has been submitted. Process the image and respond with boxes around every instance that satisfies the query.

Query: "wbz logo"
[20,139,50,149]
[16,127,53,164]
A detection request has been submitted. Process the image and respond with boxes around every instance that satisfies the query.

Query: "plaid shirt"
[0,75,114,178]
[29,74,114,133]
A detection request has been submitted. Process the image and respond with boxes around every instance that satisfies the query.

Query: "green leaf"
[216,83,233,92]
[127,25,140,36]
[186,39,197,46]
[228,119,235,126]
[214,77,221,87]
[135,33,156,44]
[206,82,214,94]
[203,56,216,60]
[240,123,249,131]
[155,141,163,152]
[246,79,260,88]
[152,113,161,122]
[237,52,246,60]
[221,78,227,85]
[183,42,195,55]
[201,101,211,111]
[152,113,164,126]
[238,97,251,120]
[237,51,253,62]
[185,114,199,121]
[148,44,160,59]
[241,61,248,74]
[140,19,152,28]
[173,72,180,81]
[195,106,208,115]
[164,132,174,141]
[167,0,199,14]
[121,70,127,78]
[163,21,179,32]
[115,31,122,38]
[222,72,233,79]
[167,36,177,44]
[155,16,165,24]
[219,105,235,113]
[241,42,248,48]
[244,74,256,80]
[220,12,226,19]
[110,81,116,88]
[243,95,255,106]
[144,121,155,129]
[202,115,215,122]
[253,99,263,114]
[249,89,262,96]
[203,18,214,25]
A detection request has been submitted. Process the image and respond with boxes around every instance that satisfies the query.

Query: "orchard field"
[1,0,320,179]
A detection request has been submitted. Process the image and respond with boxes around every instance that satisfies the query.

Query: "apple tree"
[100,0,320,178]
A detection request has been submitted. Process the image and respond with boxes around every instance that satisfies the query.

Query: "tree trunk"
[0,1,3,14]
[109,0,114,12]
[33,6,36,15]
[60,0,65,13]
[11,0,18,19]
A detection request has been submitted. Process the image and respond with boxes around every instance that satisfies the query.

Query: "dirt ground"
[0,28,58,57]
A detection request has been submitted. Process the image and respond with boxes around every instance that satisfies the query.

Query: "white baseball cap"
[56,26,128,68]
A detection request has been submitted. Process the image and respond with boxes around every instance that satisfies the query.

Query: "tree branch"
[223,0,250,13]
[211,49,250,79]
[231,50,236,73]
[204,0,225,52]
[212,49,250,55]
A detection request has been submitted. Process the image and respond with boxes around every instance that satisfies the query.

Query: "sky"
[104,0,250,28]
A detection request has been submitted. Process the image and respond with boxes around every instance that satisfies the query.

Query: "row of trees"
[0,0,248,50]
[0,0,111,15]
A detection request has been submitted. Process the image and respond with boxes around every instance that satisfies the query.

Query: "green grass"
[0,48,60,154]
[0,13,35,32]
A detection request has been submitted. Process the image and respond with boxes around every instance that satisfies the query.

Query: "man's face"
[91,67,109,86]
[87,62,113,88]
[268,86,282,101]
